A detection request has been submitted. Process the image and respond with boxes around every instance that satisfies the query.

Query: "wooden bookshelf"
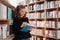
[0,19,11,24]
[28,8,44,13]
[0,19,12,40]
[46,18,57,21]
[31,34,44,37]
[33,27,45,29]
[25,0,60,40]
[29,18,44,21]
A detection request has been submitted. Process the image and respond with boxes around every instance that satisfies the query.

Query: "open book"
[20,25,33,32]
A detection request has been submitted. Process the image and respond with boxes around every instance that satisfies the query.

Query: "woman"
[12,5,32,40]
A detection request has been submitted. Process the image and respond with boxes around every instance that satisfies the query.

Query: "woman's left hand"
[28,28,32,31]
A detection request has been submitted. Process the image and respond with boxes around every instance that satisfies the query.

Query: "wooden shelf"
[29,10,35,13]
[46,18,57,21]
[58,18,60,21]
[35,1,45,4]
[29,18,44,21]
[46,36,57,39]
[29,10,44,13]
[31,34,44,37]
[29,18,57,21]
[34,27,44,29]
[46,28,57,30]
[46,7,57,12]
[29,18,36,21]
[58,7,60,10]
[37,18,44,21]
[58,28,60,30]
[0,19,11,24]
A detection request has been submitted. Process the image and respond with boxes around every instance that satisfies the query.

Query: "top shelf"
[25,0,45,6]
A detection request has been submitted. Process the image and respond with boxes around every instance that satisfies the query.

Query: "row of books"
[45,1,57,9]
[26,3,44,11]
[25,1,58,11]
[45,30,56,38]
[31,29,60,39]
[26,11,60,18]
[26,12,46,19]
[37,21,56,28]
[46,11,57,18]
[30,29,44,36]
[30,37,57,40]
[30,36,55,40]
[34,4,44,10]
[29,21,60,28]
[45,30,60,39]
[25,0,60,9]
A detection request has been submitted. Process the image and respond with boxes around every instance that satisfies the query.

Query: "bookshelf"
[0,19,11,40]
[24,0,60,40]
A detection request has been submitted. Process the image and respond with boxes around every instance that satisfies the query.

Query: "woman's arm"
[0,0,16,11]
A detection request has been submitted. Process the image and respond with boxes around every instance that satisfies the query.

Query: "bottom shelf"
[31,34,60,40]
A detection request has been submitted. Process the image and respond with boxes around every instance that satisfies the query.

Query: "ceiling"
[8,0,25,7]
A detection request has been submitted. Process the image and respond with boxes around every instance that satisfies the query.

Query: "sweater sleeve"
[26,17,29,23]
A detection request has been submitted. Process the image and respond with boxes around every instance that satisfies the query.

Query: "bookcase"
[0,19,11,40]
[24,0,60,40]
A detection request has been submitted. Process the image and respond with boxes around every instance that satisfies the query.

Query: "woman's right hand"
[21,22,27,27]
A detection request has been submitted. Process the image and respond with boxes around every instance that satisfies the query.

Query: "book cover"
[20,25,33,32]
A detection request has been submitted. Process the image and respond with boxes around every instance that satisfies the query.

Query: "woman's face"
[19,9,26,17]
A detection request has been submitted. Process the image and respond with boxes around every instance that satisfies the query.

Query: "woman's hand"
[28,28,32,31]
[21,22,27,27]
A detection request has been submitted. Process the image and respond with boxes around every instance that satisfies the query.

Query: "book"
[58,1,60,7]
[56,30,60,39]
[58,11,60,18]
[20,25,33,32]
[29,21,37,27]
[30,29,36,34]
[45,30,49,37]
[57,22,60,28]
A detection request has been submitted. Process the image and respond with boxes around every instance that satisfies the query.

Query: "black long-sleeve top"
[12,17,31,39]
